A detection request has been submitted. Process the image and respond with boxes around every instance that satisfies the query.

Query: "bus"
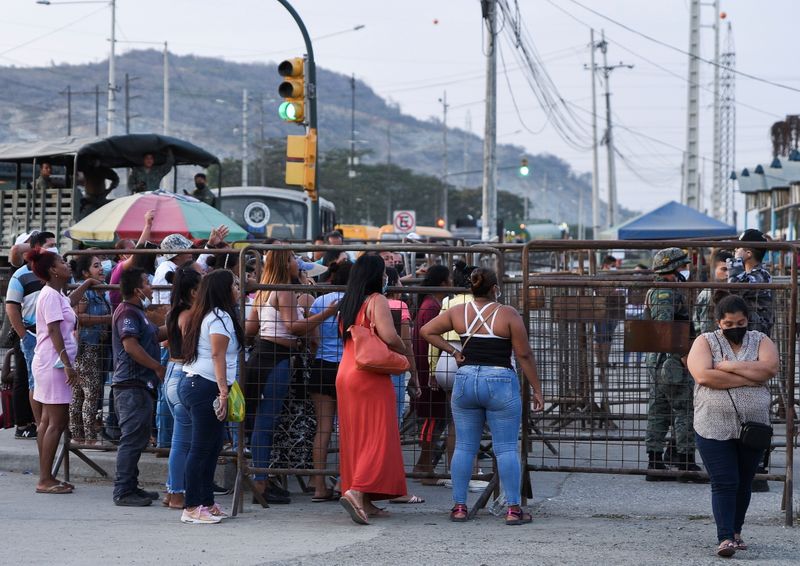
[335,224,381,240]
[219,186,336,241]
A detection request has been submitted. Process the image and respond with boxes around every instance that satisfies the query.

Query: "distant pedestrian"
[180,269,243,524]
[111,268,166,507]
[34,161,53,192]
[27,248,98,494]
[686,294,778,557]
[336,254,409,524]
[644,247,703,481]
[421,267,544,525]
[693,249,734,336]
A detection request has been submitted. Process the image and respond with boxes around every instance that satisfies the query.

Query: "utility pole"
[683,0,701,209]
[386,123,392,166]
[439,90,449,227]
[107,0,116,135]
[63,85,72,136]
[481,0,497,241]
[259,94,266,187]
[95,84,100,136]
[241,89,249,187]
[597,30,632,228]
[589,29,600,237]
[163,41,170,135]
[125,73,130,133]
[349,74,357,179]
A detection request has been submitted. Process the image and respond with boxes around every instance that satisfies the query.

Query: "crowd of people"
[0,221,779,550]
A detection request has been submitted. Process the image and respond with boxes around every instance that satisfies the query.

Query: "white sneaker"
[181,506,221,524]
[208,503,228,519]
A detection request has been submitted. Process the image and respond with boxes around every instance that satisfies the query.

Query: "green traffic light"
[279,101,302,122]
[519,165,530,176]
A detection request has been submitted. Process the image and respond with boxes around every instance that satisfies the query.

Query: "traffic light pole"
[276,0,320,237]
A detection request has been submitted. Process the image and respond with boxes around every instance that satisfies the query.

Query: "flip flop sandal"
[716,541,736,557]
[733,538,748,551]
[450,504,469,522]
[505,507,533,525]
[36,484,73,494]
[389,495,425,504]
[61,481,75,490]
[311,491,338,503]
[339,492,369,525]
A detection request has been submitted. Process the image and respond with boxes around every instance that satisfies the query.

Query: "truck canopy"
[0,134,219,168]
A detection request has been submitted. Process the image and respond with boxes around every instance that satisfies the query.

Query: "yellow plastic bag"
[227,381,245,423]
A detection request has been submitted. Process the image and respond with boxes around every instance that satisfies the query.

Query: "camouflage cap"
[652,247,690,274]
[160,233,193,261]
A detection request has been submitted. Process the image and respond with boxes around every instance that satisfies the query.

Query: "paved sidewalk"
[2,423,797,566]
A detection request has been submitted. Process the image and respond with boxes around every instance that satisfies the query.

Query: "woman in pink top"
[28,249,98,494]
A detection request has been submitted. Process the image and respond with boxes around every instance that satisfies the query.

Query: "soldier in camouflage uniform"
[727,229,773,337]
[693,249,734,336]
[645,247,703,482]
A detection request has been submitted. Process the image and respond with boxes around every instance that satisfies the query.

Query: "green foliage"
[213,139,526,227]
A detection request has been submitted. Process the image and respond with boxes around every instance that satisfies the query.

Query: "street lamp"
[38,0,116,136]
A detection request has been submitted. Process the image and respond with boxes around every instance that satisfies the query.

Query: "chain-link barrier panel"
[521,240,797,527]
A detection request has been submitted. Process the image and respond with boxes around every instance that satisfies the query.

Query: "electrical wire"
[561,0,800,94]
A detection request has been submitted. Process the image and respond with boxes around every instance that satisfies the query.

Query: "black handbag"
[726,390,773,451]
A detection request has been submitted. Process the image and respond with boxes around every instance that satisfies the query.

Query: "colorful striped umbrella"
[65,190,247,245]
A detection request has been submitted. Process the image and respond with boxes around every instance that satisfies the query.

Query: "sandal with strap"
[450,504,469,522]
[733,537,748,551]
[716,540,736,557]
[505,507,533,525]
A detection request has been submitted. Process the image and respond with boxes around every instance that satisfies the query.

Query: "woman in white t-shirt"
[178,270,243,524]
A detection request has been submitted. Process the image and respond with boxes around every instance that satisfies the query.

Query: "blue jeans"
[113,387,154,499]
[180,374,225,509]
[695,433,764,543]
[165,362,190,493]
[391,373,405,428]
[21,332,36,389]
[156,348,173,448]
[250,358,291,481]
[450,365,522,506]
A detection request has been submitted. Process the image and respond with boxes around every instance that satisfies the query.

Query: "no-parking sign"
[392,210,416,233]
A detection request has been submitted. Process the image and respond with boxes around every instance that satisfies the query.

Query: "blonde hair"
[254,248,294,307]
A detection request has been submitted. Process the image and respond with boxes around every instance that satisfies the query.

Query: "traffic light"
[519,158,530,176]
[285,129,318,200]
[436,218,445,228]
[278,57,305,123]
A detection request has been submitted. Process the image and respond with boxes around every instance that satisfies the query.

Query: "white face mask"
[679,270,690,280]
[44,246,59,255]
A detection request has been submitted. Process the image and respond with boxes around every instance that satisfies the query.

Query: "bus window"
[222,195,307,240]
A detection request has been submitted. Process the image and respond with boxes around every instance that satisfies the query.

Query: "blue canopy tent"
[600,201,737,240]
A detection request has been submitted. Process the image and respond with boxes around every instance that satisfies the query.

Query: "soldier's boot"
[677,452,708,484]
[646,451,673,482]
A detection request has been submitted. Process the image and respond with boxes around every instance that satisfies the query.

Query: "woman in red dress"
[336,255,408,524]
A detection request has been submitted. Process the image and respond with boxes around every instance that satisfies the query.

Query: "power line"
[561,0,800,94]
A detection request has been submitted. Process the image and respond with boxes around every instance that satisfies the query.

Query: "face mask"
[195,182,206,190]
[722,326,747,345]
[44,246,59,255]
[679,270,690,281]
[382,278,389,295]
[102,259,113,277]
[495,287,502,300]
[138,290,151,309]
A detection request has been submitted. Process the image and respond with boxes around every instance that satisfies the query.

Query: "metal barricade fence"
[520,239,796,527]
[232,243,504,516]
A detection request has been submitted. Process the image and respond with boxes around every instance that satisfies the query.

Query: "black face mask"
[722,326,747,345]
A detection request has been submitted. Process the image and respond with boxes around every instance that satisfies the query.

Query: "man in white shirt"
[152,233,194,306]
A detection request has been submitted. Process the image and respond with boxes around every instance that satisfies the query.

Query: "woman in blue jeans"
[245,250,338,503]
[421,268,544,525]
[687,294,778,557]
[180,269,243,524]
[161,266,201,509]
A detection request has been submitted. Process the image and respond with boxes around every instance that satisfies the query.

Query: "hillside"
[0,49,621,226]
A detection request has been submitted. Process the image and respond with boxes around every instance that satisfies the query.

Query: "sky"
[2,0,798,224]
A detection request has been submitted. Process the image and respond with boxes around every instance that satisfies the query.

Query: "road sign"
[393,210,416,233]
